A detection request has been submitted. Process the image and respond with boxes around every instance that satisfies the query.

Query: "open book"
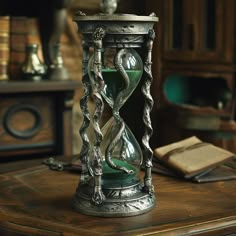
[153,136,236,182]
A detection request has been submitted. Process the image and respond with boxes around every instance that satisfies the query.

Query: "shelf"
[0,80,81,94]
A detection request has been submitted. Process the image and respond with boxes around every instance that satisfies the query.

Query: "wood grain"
[0,164,235,235]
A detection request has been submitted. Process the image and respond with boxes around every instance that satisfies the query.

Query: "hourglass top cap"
[73,12,158,48]
[74,12,158,23]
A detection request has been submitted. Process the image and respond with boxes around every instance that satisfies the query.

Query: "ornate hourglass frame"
[73,12,158,217]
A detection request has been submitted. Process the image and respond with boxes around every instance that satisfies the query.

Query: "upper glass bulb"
[102,48,143,108]
[88,48,143,108]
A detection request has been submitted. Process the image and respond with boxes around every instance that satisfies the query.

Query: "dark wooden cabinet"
[146,0,236,152]
[0,80,80,159]
[162,0,234,63]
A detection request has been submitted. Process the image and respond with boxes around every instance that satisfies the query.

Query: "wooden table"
[0,161,236,236]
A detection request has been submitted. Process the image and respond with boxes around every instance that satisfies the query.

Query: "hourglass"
[73,13,158,217]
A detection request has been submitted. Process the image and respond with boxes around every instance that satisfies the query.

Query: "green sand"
[101,69,143,105]
[102,159,138,184]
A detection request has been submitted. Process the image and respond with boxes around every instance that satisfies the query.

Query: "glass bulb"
[88,48,144,187]
[101,117,143,185]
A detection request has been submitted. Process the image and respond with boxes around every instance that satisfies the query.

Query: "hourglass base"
[73,178,156,217]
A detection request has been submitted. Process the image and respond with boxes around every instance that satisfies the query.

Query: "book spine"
[9,16,27,80]
[0,16,10,81]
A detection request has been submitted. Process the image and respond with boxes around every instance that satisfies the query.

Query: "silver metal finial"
[100,0,118,14]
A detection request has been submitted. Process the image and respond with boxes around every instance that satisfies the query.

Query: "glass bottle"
[48,43,69,80]
[21,44,47,81]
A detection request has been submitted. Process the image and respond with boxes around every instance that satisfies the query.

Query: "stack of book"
[9,16,27,80]
[0,15,10,81]
[153,136,236,183]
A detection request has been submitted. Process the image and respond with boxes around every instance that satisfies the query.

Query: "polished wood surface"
[0,161,236,235]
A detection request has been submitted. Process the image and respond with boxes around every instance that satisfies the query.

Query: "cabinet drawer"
[0,94,56,157]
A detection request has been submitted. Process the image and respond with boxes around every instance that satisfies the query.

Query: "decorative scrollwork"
[93,27,106,41]
[148,28,156,40]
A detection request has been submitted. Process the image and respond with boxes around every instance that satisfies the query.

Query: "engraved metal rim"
[73,14,158,22]
[73,193,156,217]
[73,179,157,217]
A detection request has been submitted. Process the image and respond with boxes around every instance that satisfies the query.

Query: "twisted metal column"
[142,29,155,193]
[91,27,106,205]
[78,41,92,183]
